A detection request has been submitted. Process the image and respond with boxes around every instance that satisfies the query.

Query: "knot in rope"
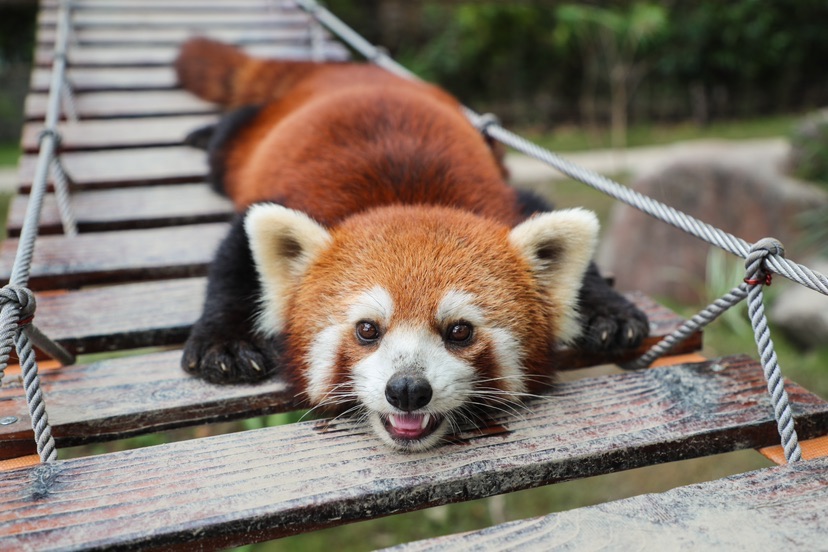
[745,237,785,287]
[37,128,63,152]
[0,285,37,324]
[476,113,501,137]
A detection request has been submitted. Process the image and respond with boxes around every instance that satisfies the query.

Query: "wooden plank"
[39,10,311,27]
[6,184,233,237]
[0,293,702,459]
[1,356,826,550]
[37,25,313,47]
[25,90,217,121]
[387,457,828,551]
[27,277,206,355]
[46,0,279,8]
[31,66,177,92]
[0,349,293,460]
[21,115,217,152]
[17,146,207,191]
[0,223,227,290]
[35,42,348,67]
[40,0,278,8]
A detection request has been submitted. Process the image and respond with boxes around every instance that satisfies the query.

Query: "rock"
[771,258,828,349]
[597,159,828,304]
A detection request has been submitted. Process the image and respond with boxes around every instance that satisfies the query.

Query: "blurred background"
[1,1,827,550]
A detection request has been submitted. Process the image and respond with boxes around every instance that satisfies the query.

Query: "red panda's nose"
[385,373,433,412]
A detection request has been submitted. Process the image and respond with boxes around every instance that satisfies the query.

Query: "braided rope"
[745,239,802,463]
[295,0,817,459]
[60,67,79,123]
[51,155,78,236]
[16,324,58,462]
[0,0,78,462]
[622,284,749,370]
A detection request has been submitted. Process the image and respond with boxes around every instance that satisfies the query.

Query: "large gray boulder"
[598,160,828,304]
[770,258,828,349]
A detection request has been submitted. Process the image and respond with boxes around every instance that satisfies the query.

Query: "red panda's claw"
[181,335,279,384]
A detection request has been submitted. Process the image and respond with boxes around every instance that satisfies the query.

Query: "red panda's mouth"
[382,412,444,441]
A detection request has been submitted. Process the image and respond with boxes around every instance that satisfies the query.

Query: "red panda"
[176,38,648,450]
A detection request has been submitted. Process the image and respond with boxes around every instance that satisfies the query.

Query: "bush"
[788,109,828,187]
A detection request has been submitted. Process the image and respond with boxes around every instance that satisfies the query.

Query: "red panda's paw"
[577,301,650,352]
[181,335,278,384]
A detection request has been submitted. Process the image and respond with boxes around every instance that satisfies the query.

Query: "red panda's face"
[246,204,598,450]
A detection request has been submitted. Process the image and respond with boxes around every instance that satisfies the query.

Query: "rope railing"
[0,0,78,463]
[295,0,823,463]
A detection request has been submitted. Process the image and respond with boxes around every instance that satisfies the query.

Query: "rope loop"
[476,113,501,137]
[745,237,785,287]
[0,285,37,322]
[37,128,63,152]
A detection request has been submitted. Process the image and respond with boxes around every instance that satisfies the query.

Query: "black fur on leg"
[181,209,283,383]
[575,262,650,352]
[183,105,263,196]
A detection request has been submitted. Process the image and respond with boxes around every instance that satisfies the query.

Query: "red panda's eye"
[356,321,380,343]
[446,322,473,345]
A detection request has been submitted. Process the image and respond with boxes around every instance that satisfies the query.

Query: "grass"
[519,114,799,152]
[0,141,20,167]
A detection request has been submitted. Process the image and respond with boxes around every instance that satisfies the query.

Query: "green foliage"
[0,142,20,167]
[788,110,828,187]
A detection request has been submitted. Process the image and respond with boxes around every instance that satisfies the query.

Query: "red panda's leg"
[182,213,283,383]
[575,262,650,351]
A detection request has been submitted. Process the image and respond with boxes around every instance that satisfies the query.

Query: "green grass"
[0,141,20,167]
[519,114,799,152]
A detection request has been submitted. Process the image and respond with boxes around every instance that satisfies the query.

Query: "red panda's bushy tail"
[175,37,318,107]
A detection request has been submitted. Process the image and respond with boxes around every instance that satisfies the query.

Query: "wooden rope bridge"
[1,1,826,549]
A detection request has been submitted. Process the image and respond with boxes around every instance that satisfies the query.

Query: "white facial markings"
[347,286,394,327]
[305,325,345,404]
[436,289,486,327]
[487,328,527,394]
[304,286,394,405]
[437,289,527,393]
[351,325,477,415]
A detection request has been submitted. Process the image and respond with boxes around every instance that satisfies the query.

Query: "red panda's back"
[222,71,523,227]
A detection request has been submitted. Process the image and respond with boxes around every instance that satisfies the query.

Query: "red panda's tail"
[175,37,322,108]
[175,38,250,106]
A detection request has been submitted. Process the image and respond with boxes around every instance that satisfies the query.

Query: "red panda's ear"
[509,208,599,344]
[244,203,332,336]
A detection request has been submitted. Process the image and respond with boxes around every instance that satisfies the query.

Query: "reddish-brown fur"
[287,206,557,393]
[175,38,521,226]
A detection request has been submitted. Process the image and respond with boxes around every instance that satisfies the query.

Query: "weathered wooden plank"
[6,184,233,237]
[0,293,700,459]
[25,90,217,121]
[29,277,206,354]
[31,66,177,92]
[17,146,207,191]
[387,457,828,551]
[40,0,277,8]
[1,356,826,550]
[39,0,284,13]
[0,349,293,460]
[21,115,216,152]
[0,223,227,290]
[36,25,312,47]
[35,42,348,67]
[39,10,311,27]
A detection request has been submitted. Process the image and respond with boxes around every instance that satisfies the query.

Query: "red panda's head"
[245,204,598,450]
